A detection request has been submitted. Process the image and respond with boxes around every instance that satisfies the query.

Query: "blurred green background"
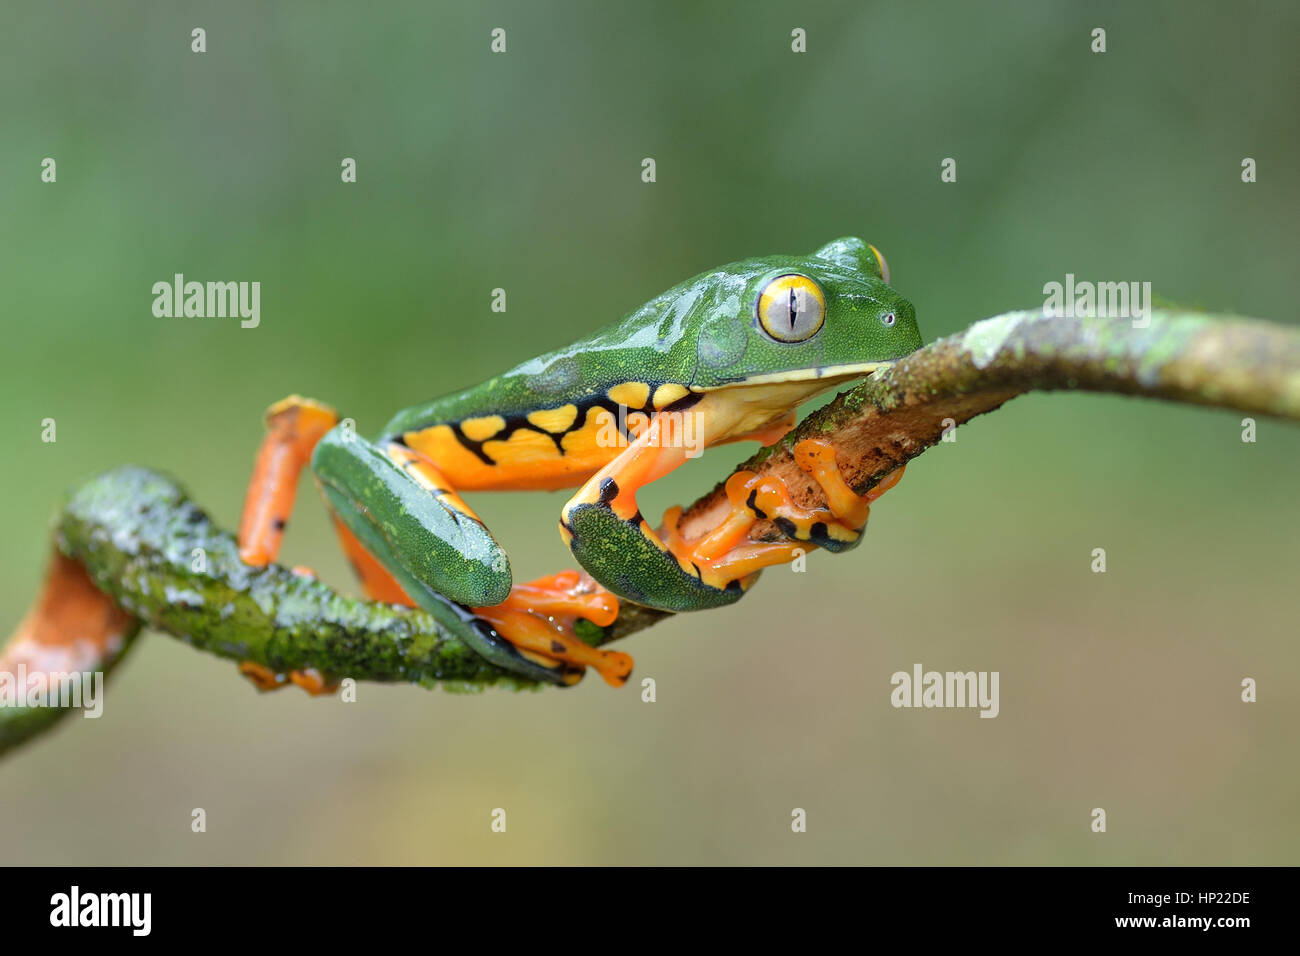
[2,0,1297,864]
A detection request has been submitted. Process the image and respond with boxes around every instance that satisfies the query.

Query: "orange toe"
[238,660,287,692]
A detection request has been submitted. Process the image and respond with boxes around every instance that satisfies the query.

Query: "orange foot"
[473,570,632,688]
[660,438,905,589]
[238,661,340,696]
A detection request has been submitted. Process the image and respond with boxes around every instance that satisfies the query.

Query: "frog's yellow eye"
[756,274,825,343]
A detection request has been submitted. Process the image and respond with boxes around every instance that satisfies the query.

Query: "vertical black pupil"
[788,287,798,328]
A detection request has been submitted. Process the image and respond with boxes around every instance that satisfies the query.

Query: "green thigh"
[311,428,568,684]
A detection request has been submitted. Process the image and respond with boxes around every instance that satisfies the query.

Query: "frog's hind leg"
[323,482,630,684]
[329,506,628,686]
[329,513,417,607]
[373,444,631,686]
[238,396,340,567]
[311,430,621,686]
[311,431,513,607]
[235,396,342,694]
[471,570,632,688]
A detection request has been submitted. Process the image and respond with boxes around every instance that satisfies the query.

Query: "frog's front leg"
[562,422,904,611]
[561,413,753,611]
[669,438,906,575]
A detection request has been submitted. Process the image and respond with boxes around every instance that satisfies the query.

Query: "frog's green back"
[382,237,918,438]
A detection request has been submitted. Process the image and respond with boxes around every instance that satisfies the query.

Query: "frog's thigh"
[311,429,511,609]
[559,414,747,612]
[311,430,581,684]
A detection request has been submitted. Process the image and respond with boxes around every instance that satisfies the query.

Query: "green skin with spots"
[311,239,921,680]
[382,237,920,428]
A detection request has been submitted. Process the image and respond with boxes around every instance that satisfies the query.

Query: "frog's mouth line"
[709,360,895,389]
[689,361,896,443]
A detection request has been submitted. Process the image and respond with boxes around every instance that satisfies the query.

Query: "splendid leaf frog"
[234,237,921,691]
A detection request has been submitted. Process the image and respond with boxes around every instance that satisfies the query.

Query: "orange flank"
[401,410,619,491]
[384,442,486,522]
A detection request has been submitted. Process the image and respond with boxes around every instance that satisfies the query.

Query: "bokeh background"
[2,0,1297,864]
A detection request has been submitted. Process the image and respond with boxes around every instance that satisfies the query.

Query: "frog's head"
[691,236,921,390]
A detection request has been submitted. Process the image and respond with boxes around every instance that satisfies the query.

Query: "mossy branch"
[3,308,1297,754]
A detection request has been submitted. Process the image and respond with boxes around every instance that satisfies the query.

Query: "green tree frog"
[234,237,921,691]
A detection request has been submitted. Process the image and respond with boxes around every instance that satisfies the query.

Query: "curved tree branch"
[3,309,1298,754]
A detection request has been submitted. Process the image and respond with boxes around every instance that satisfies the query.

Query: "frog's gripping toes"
[471,570,631,687]
[562,425,904,611]
[231,239,922,689]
